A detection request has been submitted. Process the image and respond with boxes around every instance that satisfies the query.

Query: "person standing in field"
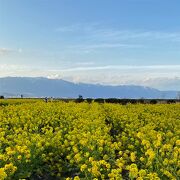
[45,97,48,103]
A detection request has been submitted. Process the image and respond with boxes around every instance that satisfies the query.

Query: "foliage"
[0,96,4,99]
[0,101,179,179]
[75,95,84,103]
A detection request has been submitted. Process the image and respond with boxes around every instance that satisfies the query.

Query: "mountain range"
[0,77,178,99]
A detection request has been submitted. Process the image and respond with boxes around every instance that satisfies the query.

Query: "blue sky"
[0,0,180,90]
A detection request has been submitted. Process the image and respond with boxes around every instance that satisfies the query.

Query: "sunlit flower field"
[0,100,179,179]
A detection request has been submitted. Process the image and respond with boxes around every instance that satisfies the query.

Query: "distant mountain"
[0,77,178,99]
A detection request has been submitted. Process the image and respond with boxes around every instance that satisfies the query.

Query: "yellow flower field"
[0,101,179,179]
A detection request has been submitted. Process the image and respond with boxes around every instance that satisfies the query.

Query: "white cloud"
[0,63,180,90]
[44,65,180,90]
[95,30,180,41]
[0,64,29,72]
[138,77,180,90]
[55,23,99,33]
[75,62,95,66]
[0,48,12,55]
[55,23,180,43]
[47,74,180,91]
[0,48,23,55]
[44,64,180,72]
[68,43,143,52]
[54,23,180,57]
[18,48,23,53]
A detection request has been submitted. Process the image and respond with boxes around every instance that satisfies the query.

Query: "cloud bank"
[0,64,180,91]
[0,48,22,55]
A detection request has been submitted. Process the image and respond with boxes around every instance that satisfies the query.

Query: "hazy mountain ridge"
[0,77,178,99]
